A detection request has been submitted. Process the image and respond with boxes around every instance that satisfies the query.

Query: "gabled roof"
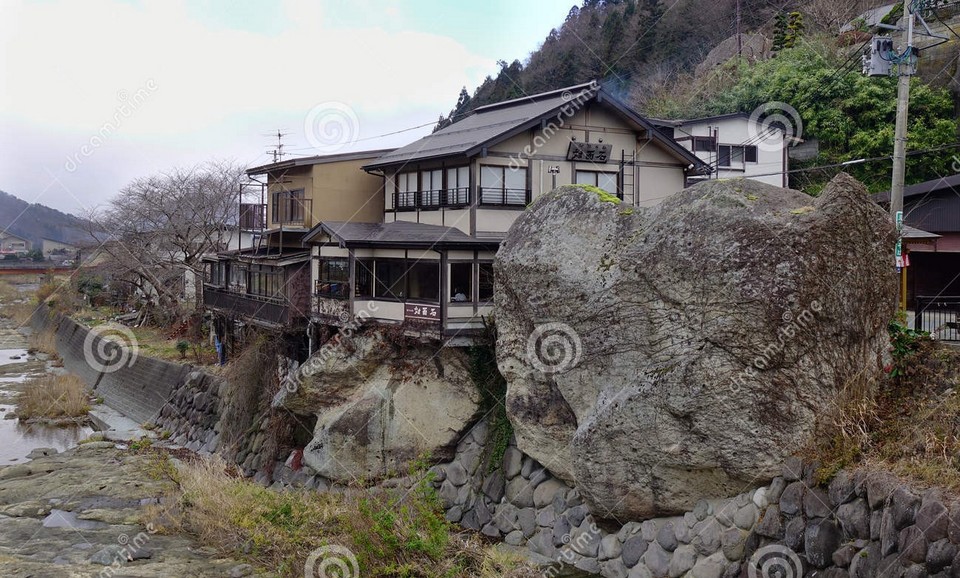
[305,221,501,250]
[0,231,29,242]
[902,225,940,240]
[874,174,960,203]
[363,82,709,174]
[246,148,395,176]
[649,112,755,128]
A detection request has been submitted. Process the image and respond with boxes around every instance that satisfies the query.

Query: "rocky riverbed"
[0,443,264,577]
[0,284,268,576]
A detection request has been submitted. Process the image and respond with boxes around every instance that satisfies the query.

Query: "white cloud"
[0,0,497,210]
[0,0,489,135]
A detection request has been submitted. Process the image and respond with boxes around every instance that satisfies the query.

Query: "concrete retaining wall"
[33,306,186,425]
[31,306,288,478]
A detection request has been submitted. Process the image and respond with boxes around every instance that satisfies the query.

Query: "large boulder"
[278,331,482,481]
[494,174,897,520]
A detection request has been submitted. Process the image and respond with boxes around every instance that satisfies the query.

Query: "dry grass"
[0,280,18,302]
[145,454,538,578]
[2,301,36,326]
[16,373,90,420]
[219,337,278,453]
[809,338,960,490]
[28,326,58,356]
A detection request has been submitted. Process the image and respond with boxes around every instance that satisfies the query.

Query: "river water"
[0,295,92,463]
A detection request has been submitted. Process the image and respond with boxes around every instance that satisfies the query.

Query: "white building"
[651,113,788,187]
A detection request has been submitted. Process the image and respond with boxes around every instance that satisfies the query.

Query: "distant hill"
[0,190,89,248]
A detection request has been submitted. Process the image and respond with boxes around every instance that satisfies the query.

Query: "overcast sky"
[0,0,576,215]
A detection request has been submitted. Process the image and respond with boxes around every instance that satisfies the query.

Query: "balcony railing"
[240,203,266,231]
[479,187,528,206]
[393,188,470,211]
[271,194,313,228]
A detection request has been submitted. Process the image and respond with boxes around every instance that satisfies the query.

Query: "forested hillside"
[436,0,958,193]
[0,190,87,247]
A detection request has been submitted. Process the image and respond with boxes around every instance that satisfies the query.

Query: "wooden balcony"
[203,284,290,327]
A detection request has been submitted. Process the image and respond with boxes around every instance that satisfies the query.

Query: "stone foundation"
[433,417,960,578]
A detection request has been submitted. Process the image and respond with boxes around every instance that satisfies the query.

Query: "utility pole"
[890,8,915,223]
[891,7,916,311]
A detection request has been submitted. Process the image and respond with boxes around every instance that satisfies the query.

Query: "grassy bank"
[146,454,537,578]
[810,327,960,489]
[16,373,90,421]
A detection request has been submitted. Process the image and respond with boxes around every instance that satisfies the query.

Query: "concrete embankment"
[32,306,186,426]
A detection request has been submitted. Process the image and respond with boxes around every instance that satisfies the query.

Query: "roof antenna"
[271,130,289,163]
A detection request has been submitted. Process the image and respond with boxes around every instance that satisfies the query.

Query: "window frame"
[371,258,441,304]
[718,144,759,169]
[393,166,471,211]
[247,264,284,301]
[575,169,621,199]
[271,188,305,224]
[449,261,473,304]
[692,136,717,153]
[479,165,528,207]
[316,257,350,300]
[478,262,495,302]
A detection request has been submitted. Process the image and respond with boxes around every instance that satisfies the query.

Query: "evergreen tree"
[773,11,788,52]
[784,12,804,49]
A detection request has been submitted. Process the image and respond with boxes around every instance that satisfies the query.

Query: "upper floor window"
[693,136,716,152]
[480,165,527,206]
[445,166,470,206]
[248,264,283,299]
[396,173,417,209]
[575,170,619,198]
[271,189,306,225]
[394,167,470,210]
[205,261,226,286]
[718,145,758,168]
[420,169,443,207]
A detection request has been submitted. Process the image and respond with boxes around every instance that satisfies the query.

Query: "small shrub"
[130,437,153,452]
[35,281,59,304]
[888,321,930,378]
[16,373,90,420]
[176,340,190,359]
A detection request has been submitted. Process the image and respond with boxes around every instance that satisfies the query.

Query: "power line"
[701,36,875,173]
[727,141,960,180]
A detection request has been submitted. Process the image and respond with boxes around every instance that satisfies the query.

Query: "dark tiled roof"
[874,174,960,203]
[305,221,501,249]
[363,82,708,173]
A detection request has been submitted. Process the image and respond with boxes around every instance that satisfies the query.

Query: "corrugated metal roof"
[246,148,395,175]
[306,220,500,249]
[905,195,960,233]
[363,82,708,173]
